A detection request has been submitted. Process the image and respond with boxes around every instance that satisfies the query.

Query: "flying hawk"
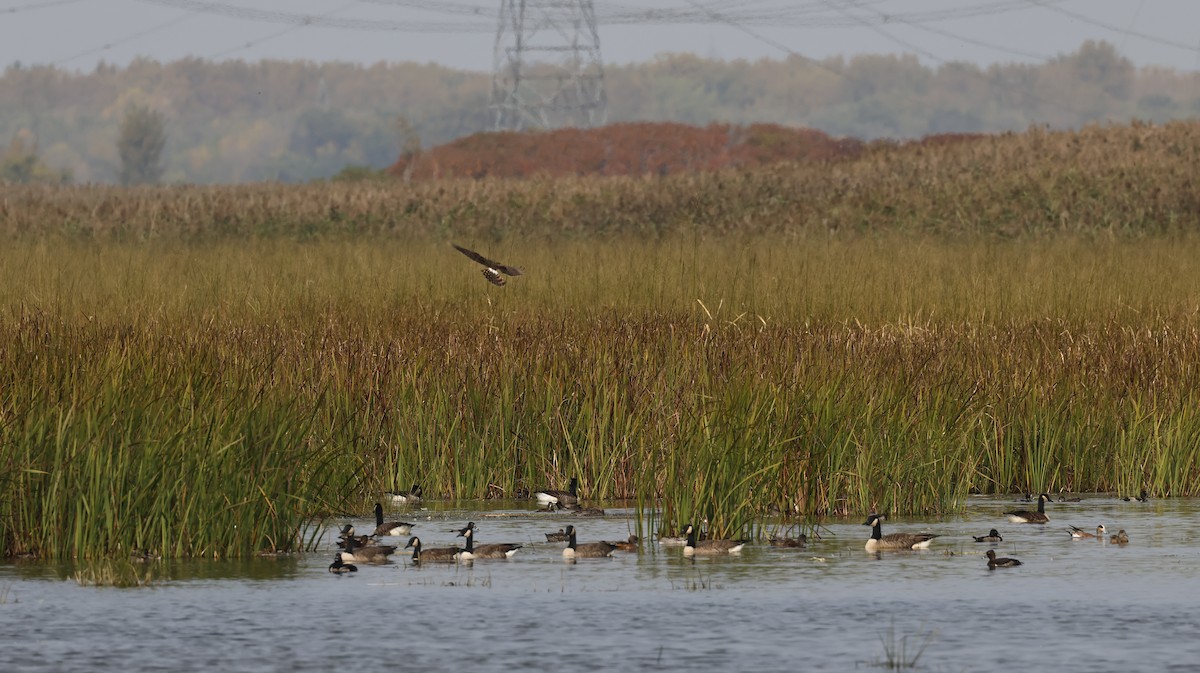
[452,244,523,286]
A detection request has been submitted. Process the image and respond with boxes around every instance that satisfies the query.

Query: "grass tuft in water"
[874,619,937,670]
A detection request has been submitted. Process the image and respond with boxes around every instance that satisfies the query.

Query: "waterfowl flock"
[326,488,1142,576]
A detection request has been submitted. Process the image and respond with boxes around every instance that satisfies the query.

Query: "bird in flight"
[452,244,523,286]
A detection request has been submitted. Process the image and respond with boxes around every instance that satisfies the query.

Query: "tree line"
[1,41,1196,185]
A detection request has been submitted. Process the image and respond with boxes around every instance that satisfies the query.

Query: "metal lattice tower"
[490,0,607,131]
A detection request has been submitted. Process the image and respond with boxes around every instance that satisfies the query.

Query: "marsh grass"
[874,619,937,670]
[5,121,1200,556]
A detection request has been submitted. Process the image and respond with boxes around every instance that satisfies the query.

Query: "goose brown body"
[534,477,580,506]
[863,514,939,551]
[1004,494,1051,523]
[404,536,462,563]
[683,523,746,555]
[457,523,522,559]
[562,525,617,558]
[372,502,414,537]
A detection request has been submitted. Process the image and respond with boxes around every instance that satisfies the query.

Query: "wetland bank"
[4,121,1200,561]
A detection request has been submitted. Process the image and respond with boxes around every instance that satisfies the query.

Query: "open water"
[2,495,1197,672]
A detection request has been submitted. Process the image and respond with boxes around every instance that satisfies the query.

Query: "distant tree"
[395,115,422,183]
[1,130,70,184]
[117,103,166,185]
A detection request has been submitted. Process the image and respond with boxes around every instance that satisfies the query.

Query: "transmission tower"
[490,0,608,131]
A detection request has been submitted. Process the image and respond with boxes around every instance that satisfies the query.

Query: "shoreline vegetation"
[4,120,1200,559]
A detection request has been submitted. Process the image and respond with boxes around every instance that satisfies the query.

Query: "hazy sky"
[2,0,1198,73]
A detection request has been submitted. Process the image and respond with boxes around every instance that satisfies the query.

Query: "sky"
[1,0,1198,74]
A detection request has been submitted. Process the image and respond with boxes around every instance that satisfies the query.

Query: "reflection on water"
[3,496,1200,672]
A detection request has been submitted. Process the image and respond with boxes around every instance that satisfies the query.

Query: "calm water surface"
[3,496,1198,672]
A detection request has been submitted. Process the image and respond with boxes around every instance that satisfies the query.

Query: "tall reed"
[6,120,1200,552]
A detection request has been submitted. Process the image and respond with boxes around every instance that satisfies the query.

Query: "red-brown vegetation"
[387,122,871,179]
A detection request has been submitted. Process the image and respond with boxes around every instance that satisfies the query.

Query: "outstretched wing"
[453,243,500,268]
[495,263,523,277]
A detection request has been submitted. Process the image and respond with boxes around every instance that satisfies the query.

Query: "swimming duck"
[456,522,522,559]
[371,502,414,537]
[683,523,747,556]
[1067,524,1106,539]
[562,525,617,559]
[606,535,639,551]
[1004,493,1050,523]
[387,484,423,504]
[535,477,580,507]
[767,534,808,548]
[1122,490,1149,502]
[563,503,606,516]
[545,528,570,543]
[862,514,939,551]
[328,555,358,574]
[403,536,463,564]
[1110,529,1130,544]
[973,529,1003,543]
[985,549,1022,569]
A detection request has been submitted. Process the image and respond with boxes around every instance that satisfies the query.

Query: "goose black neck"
[463,531,474,554]
[870,520,883,540]
[1037,496,1046,513]
[686,526,697,547]
[568,478,578,496]
[567,529,577,551]
[374,503,384,526]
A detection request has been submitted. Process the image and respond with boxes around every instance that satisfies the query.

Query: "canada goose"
[534,477,580,507]
[972,529,1003,543]
[659,520,709,546]
[387,484,423,504]
[456,523,522,559]
[767,534,808,548]
[1067,524,1106,539]
[372,502,414,537]
[1110,529,1130,544]
[562,525,617,559]
[545,528,570,543]
[985,549,1022,569]
[328,555,358,574]
[1122,490,1149,502]
[403,536,462,564]
[606,535,639,551]
[452,243,523,286]
[683,523,747,555]
[338,538,397,564]
[862,514,939,551]
[1004,493,1051,523]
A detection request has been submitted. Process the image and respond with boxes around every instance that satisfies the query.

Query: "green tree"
[117,103,166,185]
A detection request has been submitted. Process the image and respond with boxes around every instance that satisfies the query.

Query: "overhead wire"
[52,9,196,66]
[207,1,361,59]
[1,0,83,13]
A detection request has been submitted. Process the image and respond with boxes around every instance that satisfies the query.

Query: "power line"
[207,1,360,59]
[1,0,84,14]
[1029,0,1200,55]
[53,10,196,66]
